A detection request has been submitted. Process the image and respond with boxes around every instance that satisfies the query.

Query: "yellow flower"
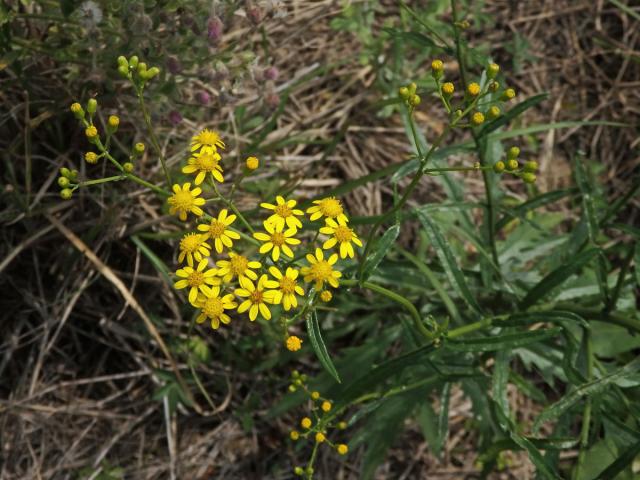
[337,444,348,455]
[311,391,320,400]
[85,152,98,164]
[191,128,225,153]
[290,430,300,441]
[85,125,98,139]
[442,82,455,96]
[216,252,261,283]
[471,111,485,126]
[197,209,240,253]
[319,217,362,259]
[70,102,82,114]
[315,432,325,443]
[194,285,237,329]
[246,156,259,170]
[235,275,279,321]
[260,196,304,231]
[301,417,312,429]
[168,183,205,221]
[108,115,120,128]
[269,266,304,311]
[182,150,224,185]
[321,401,332,412]
[301,248,341,289]
[286,335,303,352]
[174,259,220,305]
[253,222,300,261]
[467,82,481,96]
[178,233,211,267]
[319,290,333,302]
[306,197,348,223]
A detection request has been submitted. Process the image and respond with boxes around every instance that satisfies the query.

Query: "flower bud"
[264,66,279,81]
[507,146,520,159]
[319,290,332,302]
[441,82,455,96]
[493,161,505,173]
[294,467,304,476]
[522,172,537,184]
[246,156,259,170]
[60,167,72,178]
[168,110,183,126]
[489,81,500,93]
[290,430,299,441]
[123,162,134,173]
[408,82,417,95]
[431,59,444,79]
[471,111,484,126]
[166,55,182,75]
[129,55,139,68]
[507,159,519,171]
[85,151,98,164]
[137,62,147,75]
[118,65,129,78]
[301,417,312,429]
[409,94,421,107]
[86,98,97,114]
[85,125,98,141]
[60,188,73,200]
[337,444,349,455]
[487,63,500,79]
[311,391,320,400]
[315,432,325,443]
[58,176,70,187]
[108,115,120,133]
[146,66,160,79]
[207,16,224,43]
[524,160,539,172]
[69,169,78,179]
[398,86,409,99]
[487,106,501,119]
[502,88,516,101]
[467,82,481,97]
[321,401,332,412]
[70,102,84,119]
[197,91,211,105]
[338,421,347,430]
[246,3,264,25]
[117,56,128,67]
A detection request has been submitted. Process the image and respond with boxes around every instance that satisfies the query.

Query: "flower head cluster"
[287,371,349,476]
[493,146,538,184]
[172,130,360,342]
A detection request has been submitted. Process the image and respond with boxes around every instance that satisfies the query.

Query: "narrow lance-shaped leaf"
[519,248,600,310]
[446,328,562,352]
[416,209,483,314]
[306,309,341,383]
[360,224,400,282]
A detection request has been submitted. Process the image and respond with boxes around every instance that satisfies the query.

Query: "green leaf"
[534,357,640,432]
[447,328,562,352]
[478,93,549,137]
[360,224,399,282]
[131,235,173,286]
[495,188,578,231]
[493,403,563,479]
[598,439,640,480]
[519,248,600,310]
[416,209,483,314]
[493,350,510,417]
[437,382,451,459]
[306,310,341,383]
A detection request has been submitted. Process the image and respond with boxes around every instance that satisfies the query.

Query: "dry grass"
[1,0,638,478]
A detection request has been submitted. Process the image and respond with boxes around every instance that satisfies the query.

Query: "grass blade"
[360,224,400,283]
[446,328,562,352]
[306,310,341,383]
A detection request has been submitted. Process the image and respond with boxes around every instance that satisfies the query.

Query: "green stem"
[210,180,255,234]
[341,279,433,340]
[136,87,172,187]
[78,175,126,187]
[574,329,593,479]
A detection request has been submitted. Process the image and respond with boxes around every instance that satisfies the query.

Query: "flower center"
[188,271,205,287]
[196,153,218,171]
[198,130,220,146]
[172,191,194,210]
[334,225,353,243]
[250,289,264,304]
[180,234,201,253]
[208,220,226,238]
[280,277,296,294]
[319,198,343,218]
[203,297,224,317]
[310,261,333,282]
[275,204,292,218]
[230,255,249,275]
[270,232,286,246]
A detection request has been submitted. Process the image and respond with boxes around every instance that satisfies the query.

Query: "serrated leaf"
[447,328,562,352]
[519,248,600,310]
[360,224,399,282]
[478,93,549,137]
[416,209,483,314]
[534,357,640,432]
[306,309,341,383]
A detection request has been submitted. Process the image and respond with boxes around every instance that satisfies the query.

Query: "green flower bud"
[507,147,520,159]
[70,169,79,179]
[57,176,70,187]
[409,94,421,107]
[118,65,129,77]
[137,62,147,75]
[408,82,417,95]
[294,467,304,476]
[60,188,73,200]
[117,56,128,67]
[134,142,145,154]
[524,160,538,172]
[487,63,500,79]
[487,106,501,119]
[123,162,134,173]
[507,159,519,171]
[147,66,160,79]
[87,98,97,114]
[522,172,537,184]
[398,86,409,99]
[489,81,500,93]
[60,167,72,178]
[502,88,516,101]
[70,102,84,119]
[129,55,139,68]
[288,385,296,392]
[493,161,505,173]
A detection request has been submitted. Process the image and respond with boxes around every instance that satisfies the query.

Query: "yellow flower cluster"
[493,145,538,184]
[172,130,362,335]
[287,370,349,476]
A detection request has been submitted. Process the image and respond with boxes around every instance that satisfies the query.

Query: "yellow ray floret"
[319,217,362,259]
[300,248,341,289]
[197,209,240,253]
[268,266,305,311]
[306,197,348,223]
[191,128,225,153]
[194,285,237,330]
[168,183,205,221]
[178,233,211,267]
[182,150,224,185]
[235,275,279,321]
[260,196,304,231]
[174,259,220,305]
[216,252,261,283]
[253,221,300,261]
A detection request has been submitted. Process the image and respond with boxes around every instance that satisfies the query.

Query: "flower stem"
[136,87,172,187]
